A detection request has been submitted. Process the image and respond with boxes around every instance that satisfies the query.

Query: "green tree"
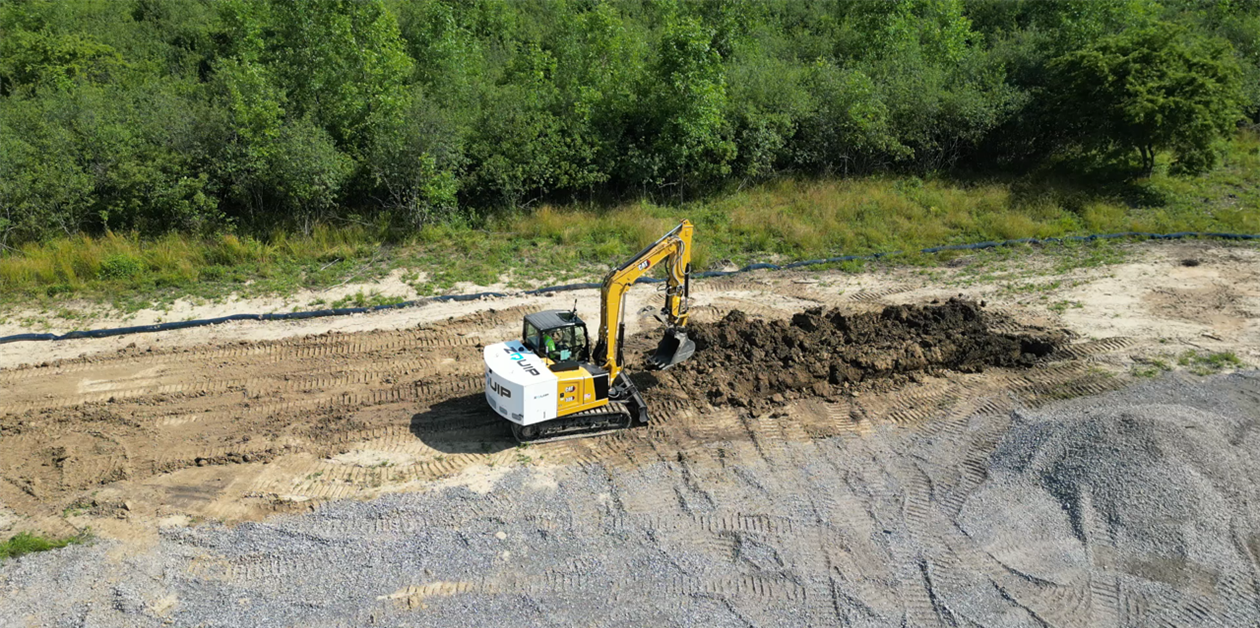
[206,56,351,230]
[0,93,94,244]
[837,0,975,65]
[1218,18,1260,121]
[550,3,645,192]
[724,55,806,180]
[3,0,1260,245]
[463,43,565,208]
[242,0,414,152]
[206,56,285,222]
[637,14,735,192]
[392,0,487,103]
[264,116,355,232]
[365,91,460,228]
[0,30,125,93]
[792,61,904,175]
[1050,22,1246,173]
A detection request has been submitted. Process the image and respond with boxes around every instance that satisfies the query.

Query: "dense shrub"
[0,0,1254,244]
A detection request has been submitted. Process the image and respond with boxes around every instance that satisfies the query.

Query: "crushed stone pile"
[973,401,1260,584]
[950,382,1260,624]
[657,298,1063,409]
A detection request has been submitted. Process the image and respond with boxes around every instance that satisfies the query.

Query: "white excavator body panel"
[483,341,558,426]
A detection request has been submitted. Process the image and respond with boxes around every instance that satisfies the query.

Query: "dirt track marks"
[0,306,530,524]
[0,298,1136,536]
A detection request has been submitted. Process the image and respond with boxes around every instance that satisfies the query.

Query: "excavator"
[483,220,696,443]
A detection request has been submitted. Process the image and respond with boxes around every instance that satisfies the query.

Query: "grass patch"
[1049,300,1084,314]
[0,531,86,561]
[1177,350,1246,376]
[0,225,388,313]
[2,132,1259,312]
[329,290,409,309]
[1132,357,1173,378]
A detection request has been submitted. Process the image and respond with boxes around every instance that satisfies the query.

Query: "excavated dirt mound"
[656,298,1064,410]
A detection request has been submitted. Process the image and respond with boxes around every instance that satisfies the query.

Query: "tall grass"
[508,203,680,264]
[711,178,1071,256]
[0,225,384,301]
[2,131,1258,306]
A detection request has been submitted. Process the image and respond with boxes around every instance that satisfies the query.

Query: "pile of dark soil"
[655,298,1064,410]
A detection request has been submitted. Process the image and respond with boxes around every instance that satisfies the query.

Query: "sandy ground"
[2,240,1257,367]
[0,240,1258,625]
[3,371,1257,626]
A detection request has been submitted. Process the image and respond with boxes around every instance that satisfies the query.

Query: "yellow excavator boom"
[594,220,695,380]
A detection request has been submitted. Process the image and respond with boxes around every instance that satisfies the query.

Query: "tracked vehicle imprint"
[0,291,1116,535]
[3,241,1259,627]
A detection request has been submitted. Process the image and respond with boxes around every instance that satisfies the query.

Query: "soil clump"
[657,298,1064,411]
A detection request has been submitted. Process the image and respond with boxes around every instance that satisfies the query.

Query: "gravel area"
[3,371,1258,627]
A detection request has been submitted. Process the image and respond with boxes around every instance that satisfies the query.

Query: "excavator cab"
[523,310,590,367]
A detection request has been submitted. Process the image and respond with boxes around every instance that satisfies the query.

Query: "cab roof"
[524,309,584,331]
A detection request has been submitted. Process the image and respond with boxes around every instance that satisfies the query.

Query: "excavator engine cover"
[648,328,696,370]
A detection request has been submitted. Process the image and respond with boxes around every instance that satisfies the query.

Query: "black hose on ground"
[2,231,1256,345]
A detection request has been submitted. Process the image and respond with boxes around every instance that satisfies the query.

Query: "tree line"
[1,0,1255,245]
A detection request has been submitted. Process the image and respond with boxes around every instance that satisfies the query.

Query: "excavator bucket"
[647,328,696,370]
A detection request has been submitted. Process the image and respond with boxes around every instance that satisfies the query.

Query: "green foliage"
[641,13,736,189]
[0,0,1258,246]
[0,531,84,561]
[365,94,460,228]
[6,129,1258,309]
[255,0,413,150]
[1050,22,1246,173]
[1131,356,1172,377]
[1177,349,1245,375]
[330,290,407,309]
[98,252,144,279]
[0,30,126,92]
[791,62,902,173]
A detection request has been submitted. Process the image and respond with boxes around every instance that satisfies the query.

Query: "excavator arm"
[594,220,695,380]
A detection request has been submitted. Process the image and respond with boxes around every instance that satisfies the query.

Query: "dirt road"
[0,241,1258,625]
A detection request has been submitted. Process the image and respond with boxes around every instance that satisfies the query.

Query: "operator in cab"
[543,332,560,362]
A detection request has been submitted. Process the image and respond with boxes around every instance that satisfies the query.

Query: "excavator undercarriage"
[508,374,648,444]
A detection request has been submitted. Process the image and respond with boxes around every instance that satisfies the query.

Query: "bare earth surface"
[1,241,1258,626]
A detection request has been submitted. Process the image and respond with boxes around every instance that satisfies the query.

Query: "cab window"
[523,322,541,351]
[571,326,588,361]
[539,326,588,362]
